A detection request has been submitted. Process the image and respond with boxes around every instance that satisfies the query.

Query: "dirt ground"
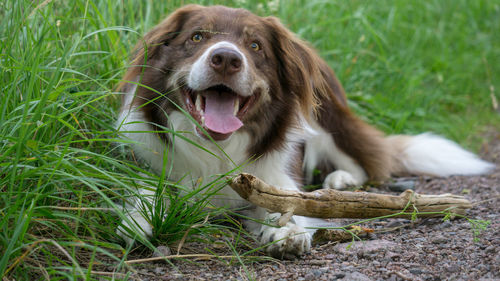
[127,133,499,281]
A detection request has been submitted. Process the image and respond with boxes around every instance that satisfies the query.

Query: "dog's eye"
[192,33,203,42]
[250,42,260,51]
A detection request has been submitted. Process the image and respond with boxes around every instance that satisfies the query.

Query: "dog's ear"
[264,18,392,181]
[119,5,203,91]
[264,17,349,118]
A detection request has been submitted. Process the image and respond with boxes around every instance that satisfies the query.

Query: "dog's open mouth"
[182,84,258,141]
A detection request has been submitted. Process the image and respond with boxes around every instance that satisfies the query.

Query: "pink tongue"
[204,91,243,134]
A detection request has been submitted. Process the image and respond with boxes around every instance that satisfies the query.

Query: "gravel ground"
[129,133,499,281]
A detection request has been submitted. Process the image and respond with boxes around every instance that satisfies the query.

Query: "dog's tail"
[387,133,495,177]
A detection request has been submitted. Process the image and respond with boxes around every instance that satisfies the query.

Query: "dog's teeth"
[195,94,202,111]
[233,98,239,115]
[201,116,205,126]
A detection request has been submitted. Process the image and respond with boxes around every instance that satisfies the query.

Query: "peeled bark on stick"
[229,173,471,226]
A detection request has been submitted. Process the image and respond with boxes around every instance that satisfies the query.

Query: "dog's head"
[121,5,343,154]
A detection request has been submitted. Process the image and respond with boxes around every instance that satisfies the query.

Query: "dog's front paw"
[117,210,153,246]
[323,170,360,190]
[259,223,311,259]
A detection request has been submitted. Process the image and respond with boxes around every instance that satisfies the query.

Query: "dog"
[116,5,494,258]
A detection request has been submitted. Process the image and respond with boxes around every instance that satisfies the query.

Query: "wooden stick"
[229,173,471,225]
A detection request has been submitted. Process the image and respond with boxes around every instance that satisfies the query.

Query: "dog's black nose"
[210,48,242,75]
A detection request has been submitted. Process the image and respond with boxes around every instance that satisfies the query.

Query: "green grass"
[1,0,499,279]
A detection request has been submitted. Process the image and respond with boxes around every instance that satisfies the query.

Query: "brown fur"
[261,17,392,180]
[119,5,393,183]
[386,135,413,176]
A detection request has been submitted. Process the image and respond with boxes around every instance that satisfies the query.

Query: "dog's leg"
[116,87,168,246]
[240,168,321,259]
[304,126,368,189]
[243,207,316,259]
[117,187,156,246]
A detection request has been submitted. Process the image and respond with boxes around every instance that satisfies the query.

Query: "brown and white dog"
[116,5,494,258]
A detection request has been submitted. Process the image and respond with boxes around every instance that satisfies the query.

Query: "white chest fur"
[116,87,300,209]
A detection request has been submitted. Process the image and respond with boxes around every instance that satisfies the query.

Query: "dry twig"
[229,173,472,225]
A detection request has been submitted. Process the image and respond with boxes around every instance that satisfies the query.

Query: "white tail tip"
[400,133,495,177]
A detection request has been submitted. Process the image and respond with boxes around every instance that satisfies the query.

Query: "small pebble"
[152,245,172,258]
[333,272,346,278]
[437,220,453,229]
[387,180,416,192]
[431,235,448,244]
[386,219,408,228]
[447,264,460,272]
[340,271,372,281]
[410,268,423,275]
[304,273,315,281]
[312,269,324,277]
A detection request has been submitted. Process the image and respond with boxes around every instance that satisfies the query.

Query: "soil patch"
[128,133,499,281]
